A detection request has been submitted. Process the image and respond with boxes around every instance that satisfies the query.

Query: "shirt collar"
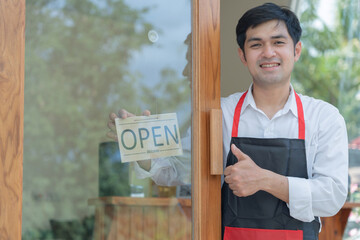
[241,84,256,114]
[284,84,298,118]
[241,83,298,118]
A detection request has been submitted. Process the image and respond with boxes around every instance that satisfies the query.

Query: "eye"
[275,41,285,45]
[250,43,261,48]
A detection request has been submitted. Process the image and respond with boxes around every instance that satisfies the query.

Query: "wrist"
[261,169,273,192]
[261,169,289,203]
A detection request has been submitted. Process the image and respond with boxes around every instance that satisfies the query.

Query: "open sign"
[115,113,183,162]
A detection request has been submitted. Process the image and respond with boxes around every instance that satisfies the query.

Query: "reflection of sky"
[124,0,191,87]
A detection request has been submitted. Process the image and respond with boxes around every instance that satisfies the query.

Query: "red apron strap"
[294,91,305,140]
[231,90,305,140]
[231,91,248,137]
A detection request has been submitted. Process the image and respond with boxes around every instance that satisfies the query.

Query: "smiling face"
[238,20,302,89]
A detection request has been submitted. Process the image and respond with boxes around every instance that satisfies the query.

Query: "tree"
[23,0,154,237]
[293,0,360,140]
[24,0,191,238]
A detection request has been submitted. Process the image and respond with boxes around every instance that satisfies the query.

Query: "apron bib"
[221,90,320,240]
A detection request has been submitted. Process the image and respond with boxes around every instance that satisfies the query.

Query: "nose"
[262,44,276,58]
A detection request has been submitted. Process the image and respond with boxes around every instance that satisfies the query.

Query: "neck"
[252,83,291,119]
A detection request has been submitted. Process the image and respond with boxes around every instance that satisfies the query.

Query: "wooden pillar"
[0,0,25,239]
[192,0,221,239]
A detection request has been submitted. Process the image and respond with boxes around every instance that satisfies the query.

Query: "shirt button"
[264,128,271,136]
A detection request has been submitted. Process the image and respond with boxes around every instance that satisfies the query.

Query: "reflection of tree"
[293,0,360,140]
[24,0,191,237]
[141,68,191,135]
[23,0,155,238]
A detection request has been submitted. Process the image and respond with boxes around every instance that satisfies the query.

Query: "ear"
[294,41,302,62]
[237,48,248,66]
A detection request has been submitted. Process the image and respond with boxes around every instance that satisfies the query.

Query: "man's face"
[238,20,302,88]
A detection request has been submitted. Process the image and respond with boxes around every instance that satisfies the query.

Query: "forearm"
[133,153,191,186]
[262,169,289,203]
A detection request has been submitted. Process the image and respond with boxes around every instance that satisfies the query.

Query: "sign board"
[115,113,183,162]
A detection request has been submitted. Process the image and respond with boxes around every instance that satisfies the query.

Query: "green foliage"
[24,0,149,237]
[24,0,191,238]
[293,0,360,140]
[98,142,130,197]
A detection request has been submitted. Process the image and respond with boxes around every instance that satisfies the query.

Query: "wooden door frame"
[192,0,221,239]
[0,0,26,239]
[1,0,221,238]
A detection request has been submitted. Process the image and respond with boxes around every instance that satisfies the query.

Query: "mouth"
[260,63,280,68]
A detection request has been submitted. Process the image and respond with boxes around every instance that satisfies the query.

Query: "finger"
[228,183,236,190]
[109,112,117,121]
[231,144,248,162]
[118,109,135,119]
[142,110,151,116]
[224,175,233,184]
[106,131,118,141]
[224,166,232,176]
[232,190,241,197]
[107,120,116,132]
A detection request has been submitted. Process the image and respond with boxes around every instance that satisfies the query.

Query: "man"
[108,3,348,240]
[220,3,347,240]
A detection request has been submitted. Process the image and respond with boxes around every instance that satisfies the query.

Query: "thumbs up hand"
[224,144,265,197]
[230,143,249,162]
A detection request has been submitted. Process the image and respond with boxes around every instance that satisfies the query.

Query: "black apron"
[221,90,320,240]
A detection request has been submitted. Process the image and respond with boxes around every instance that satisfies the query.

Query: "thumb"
[231,144,248,162]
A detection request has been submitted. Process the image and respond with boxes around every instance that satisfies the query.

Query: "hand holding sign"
[107,109,150,141]
[107,109,153,170]
[108,109,183,163]
[115,113,183,162]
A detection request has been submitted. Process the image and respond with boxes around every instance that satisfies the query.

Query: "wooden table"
[88,197,191,240]
[319,202,360,240]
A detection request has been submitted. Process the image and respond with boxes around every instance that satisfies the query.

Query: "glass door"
[23,0,193,239]
[0,0,220,238]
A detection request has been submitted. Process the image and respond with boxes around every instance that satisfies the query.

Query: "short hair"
[236,3,302,52]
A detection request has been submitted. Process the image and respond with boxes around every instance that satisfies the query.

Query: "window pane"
[23,0,192,239]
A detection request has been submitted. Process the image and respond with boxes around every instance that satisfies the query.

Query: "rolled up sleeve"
[287,110,348,221]
[288,177,314,222]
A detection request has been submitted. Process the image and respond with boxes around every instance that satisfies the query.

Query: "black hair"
[236,3,302,52]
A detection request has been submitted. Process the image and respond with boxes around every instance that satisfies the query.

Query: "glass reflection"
[23,0,191,239]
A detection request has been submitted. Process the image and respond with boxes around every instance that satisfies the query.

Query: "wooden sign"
[115,113,183,162]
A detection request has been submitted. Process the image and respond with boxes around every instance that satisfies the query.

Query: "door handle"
[210,109,223,175]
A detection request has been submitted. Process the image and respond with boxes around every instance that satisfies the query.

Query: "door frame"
[0,0,26,239]
[192,0,221,239]
[1,0,221,238]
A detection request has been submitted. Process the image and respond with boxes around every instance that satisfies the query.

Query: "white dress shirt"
[222,85,348,222]
[134,84,348,223]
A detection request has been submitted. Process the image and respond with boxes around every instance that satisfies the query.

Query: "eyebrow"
[247,34,288,43]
